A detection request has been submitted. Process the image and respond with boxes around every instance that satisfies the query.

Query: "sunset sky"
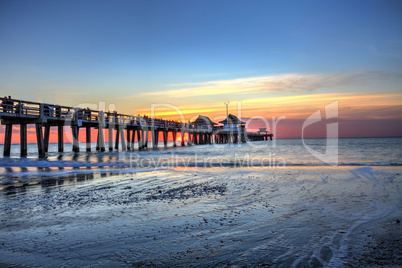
[1,0,401,140]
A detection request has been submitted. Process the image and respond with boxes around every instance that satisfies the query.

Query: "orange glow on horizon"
[1,92,401,144]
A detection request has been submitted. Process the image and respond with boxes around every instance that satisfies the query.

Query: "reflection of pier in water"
[1,97,273,158]
[0,167,131,194]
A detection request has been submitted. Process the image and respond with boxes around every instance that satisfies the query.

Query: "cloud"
[143,70,402,98]
[144,73,324,98]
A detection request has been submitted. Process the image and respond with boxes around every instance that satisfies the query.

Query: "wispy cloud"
[145,73,324,98]
[143,71,402,98]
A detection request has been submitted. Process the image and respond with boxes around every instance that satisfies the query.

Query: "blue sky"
[1,0,401,88]
[0,0,401,138]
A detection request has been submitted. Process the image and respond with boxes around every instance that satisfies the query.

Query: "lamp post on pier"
[224,101,230,129]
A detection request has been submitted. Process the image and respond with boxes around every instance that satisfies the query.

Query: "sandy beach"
[0,166,401,267]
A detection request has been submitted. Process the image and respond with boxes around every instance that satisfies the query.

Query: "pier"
[0,97,273,157]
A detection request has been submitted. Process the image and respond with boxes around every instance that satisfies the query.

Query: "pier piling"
[20,123,27,157]
[44,126,50,153]
[137,129,142,150]
[163,131,168,147]
[72,126,79,152]
[58,125,64,152]
[114,127,119,150]
[144,129,148,149]
[108,119,114,151]
[172,131,177,147]
[86,127,91,152]
[36,124,45,158]
[126,129,131,150]
[98,126,105,152]
[120,127,126,151]
[3,124,12,157]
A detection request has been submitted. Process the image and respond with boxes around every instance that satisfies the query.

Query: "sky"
[0,0,402,140]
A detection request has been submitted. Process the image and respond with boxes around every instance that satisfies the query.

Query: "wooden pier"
[0,97,273,157]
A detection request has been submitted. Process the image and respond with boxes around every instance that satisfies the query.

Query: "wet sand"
[0,167,401,267]
[351,213,402,267]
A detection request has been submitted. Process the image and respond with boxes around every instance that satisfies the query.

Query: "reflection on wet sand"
[0,167,131,195]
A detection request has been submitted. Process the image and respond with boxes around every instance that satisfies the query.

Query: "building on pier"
[190,115,217,131]
[219,114,245,132]
[189,115,218,145]
[217,114,247,143]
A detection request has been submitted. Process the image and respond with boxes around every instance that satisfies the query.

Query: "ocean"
[1,137,401,170]
[0,137,401,267]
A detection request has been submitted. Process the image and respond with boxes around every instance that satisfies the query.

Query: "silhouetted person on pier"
[7,96,13,113]
[113,111,118,123]
[48,105,54,117]
[44,105,49,116]
[1,97,6,113]
[85,108,91,120]
[55,106,61,117]
[15,102,24,114]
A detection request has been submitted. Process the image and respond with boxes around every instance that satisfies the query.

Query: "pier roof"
[219,114,245,125]
[191,115,218,126]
